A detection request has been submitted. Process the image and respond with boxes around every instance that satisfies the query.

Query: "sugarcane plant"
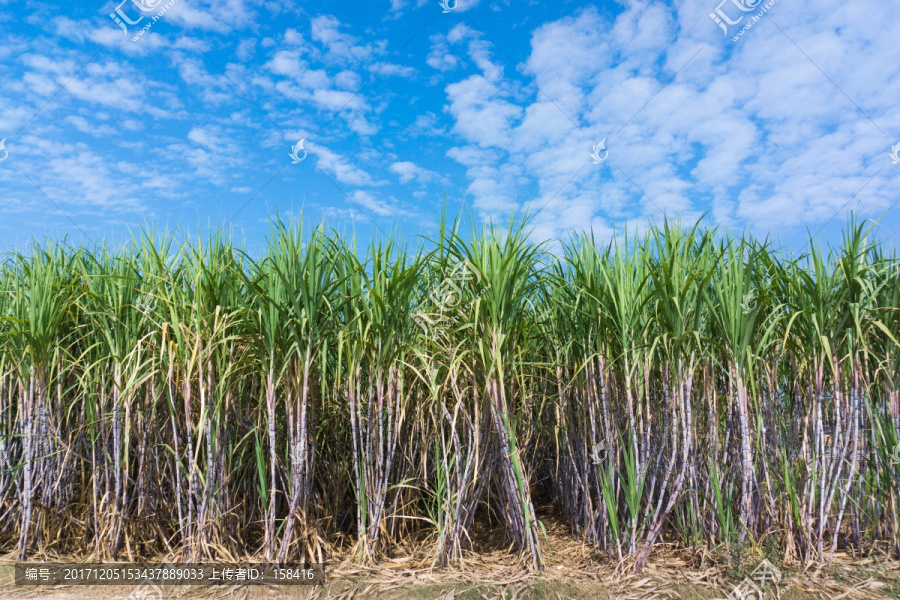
[0,215,897,574]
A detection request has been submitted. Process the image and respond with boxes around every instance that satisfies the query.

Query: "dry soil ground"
[1,552,898,600]
[1,513,898,600]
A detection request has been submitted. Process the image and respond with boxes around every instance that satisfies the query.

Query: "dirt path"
[1,556,897,600]
[2,511,897,599]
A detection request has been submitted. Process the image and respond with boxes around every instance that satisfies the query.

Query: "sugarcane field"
[4,0,900,598]
[0,216,898,599]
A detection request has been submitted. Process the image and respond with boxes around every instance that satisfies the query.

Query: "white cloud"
[313,143,378,187]
[235,38,256,61]
[439,2,900,242]
[66,116,117,137]
[346,190,407,217]
[310,15,381,65]
[163,0,258,34]
[389,161,439,184]
[4,0,898,247]
[408,112,447,137]
[371,63,416,78]
[10,135,153,215]
[426,34,458,71]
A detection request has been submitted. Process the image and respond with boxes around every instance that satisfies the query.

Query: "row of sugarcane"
[0,216,898,572]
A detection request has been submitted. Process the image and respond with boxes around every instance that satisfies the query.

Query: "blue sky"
[1,0,898,254]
